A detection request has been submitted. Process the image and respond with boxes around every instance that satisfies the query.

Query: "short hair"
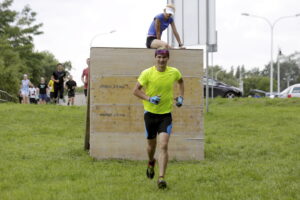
[155,47,170,58]
[56,63,63,67]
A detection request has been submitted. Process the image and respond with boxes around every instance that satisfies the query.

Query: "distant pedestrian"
[52,63,67,104]
[28,85,37,104]
[37,77,48,104]
[65,75,77,106]
[20,74,31,104]
[48,75,55,103]
[81,58,90,98]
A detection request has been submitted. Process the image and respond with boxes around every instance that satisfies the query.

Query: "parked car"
[279,84,300,98]
[249,89,279,98]
[203,77,243,98]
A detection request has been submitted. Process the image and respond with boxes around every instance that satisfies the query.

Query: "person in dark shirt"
[37,77,48,104]
[65,75,77,106]
[52,63,66,104]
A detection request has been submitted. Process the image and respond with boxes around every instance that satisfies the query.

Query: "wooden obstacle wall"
[89,48,204,160]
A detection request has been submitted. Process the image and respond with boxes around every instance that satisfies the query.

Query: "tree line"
[0,0,71,96]
[209,51,300,96]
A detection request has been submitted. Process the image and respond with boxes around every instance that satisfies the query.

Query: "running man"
[133,48,184,189]
[65,75,77,106]
[20,74,31,104]
[146,4,184,49]
[81,58,90,98]
[52,63,67,104]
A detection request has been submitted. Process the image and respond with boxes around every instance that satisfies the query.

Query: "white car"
[279,84,300,98]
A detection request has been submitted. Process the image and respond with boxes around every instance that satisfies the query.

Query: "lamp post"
[215,70,222,80]
[241,13,300,95]
[277,49,283,94]
[90,29,116,47]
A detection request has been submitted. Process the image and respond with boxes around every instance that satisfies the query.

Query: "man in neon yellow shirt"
[133,48,184,189]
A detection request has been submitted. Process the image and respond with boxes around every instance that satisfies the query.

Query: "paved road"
[61,93,86,106]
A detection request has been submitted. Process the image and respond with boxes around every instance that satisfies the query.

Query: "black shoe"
[157,177,167,189]
[146,159,155,179]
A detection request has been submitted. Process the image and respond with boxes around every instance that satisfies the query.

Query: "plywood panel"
[90,48,203,76]
[90,105,203,134]
[89,48,204,160]
[91,76,202,105]
[90,133,204,160]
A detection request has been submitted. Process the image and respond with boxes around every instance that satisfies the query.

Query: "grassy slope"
[0,99,299,200]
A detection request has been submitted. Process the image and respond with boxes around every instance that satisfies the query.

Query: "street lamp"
[90,29,117,47]
[241,13,300,95]
[277,48,283,94]
[215,70,222,80]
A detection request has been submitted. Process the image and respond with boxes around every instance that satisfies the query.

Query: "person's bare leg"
[150,39,173,49]
[158,132,170,177]
[147,138,157,161]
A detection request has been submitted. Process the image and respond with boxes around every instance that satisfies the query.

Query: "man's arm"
[171,22,184,47]
[178,78,184,97]
[81,71,85,84]
[155,19,161,40]
[133,82,149,101]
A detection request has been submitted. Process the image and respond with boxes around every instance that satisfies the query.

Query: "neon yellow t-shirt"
[48,80,54,92]
[138,66,182,114]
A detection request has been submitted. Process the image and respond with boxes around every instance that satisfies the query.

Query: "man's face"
[86,58,90,66]
[57,65,63,71]
[155,54,169,67]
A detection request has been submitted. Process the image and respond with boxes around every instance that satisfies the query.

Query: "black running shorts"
[146,36,157,48]
[144,111,172,139]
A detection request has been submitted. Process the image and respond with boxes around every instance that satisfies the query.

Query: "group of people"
[20,63,81,106]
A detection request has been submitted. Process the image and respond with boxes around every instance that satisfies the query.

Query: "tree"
[0,0,72,95]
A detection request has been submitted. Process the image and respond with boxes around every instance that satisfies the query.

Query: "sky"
[12,0,300,85]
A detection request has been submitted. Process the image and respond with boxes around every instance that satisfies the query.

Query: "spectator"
[146,4,184,49]
[81,58,90,98]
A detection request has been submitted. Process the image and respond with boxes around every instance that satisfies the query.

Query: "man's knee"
[159,142,168,152]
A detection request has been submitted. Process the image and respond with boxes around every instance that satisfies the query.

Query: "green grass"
[0,99,299,200]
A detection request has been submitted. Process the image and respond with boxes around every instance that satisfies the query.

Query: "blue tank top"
[147,13,174,36]
[21,79,30,91]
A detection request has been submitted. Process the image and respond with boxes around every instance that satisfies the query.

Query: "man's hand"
[149,96,161,105]
[175,96,184,107]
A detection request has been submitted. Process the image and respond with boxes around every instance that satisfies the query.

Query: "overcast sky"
[12,0,300,85]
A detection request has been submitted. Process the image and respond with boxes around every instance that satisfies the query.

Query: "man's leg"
[53,86,58,104]
[158,132,170,178]
[150,39,172,49]
[147,138,157,162]
[71,97,75,105]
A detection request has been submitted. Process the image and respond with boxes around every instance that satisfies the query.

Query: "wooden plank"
[90,132,204,160]
[90,76,202,105]
[90,48,203,76]
[90,105,203,134]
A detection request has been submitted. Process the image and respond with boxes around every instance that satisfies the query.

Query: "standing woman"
[146,4,184,49]
[20,74,31,104]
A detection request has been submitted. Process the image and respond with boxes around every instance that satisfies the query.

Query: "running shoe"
[157,176,167,189]
[146,159,155,179]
